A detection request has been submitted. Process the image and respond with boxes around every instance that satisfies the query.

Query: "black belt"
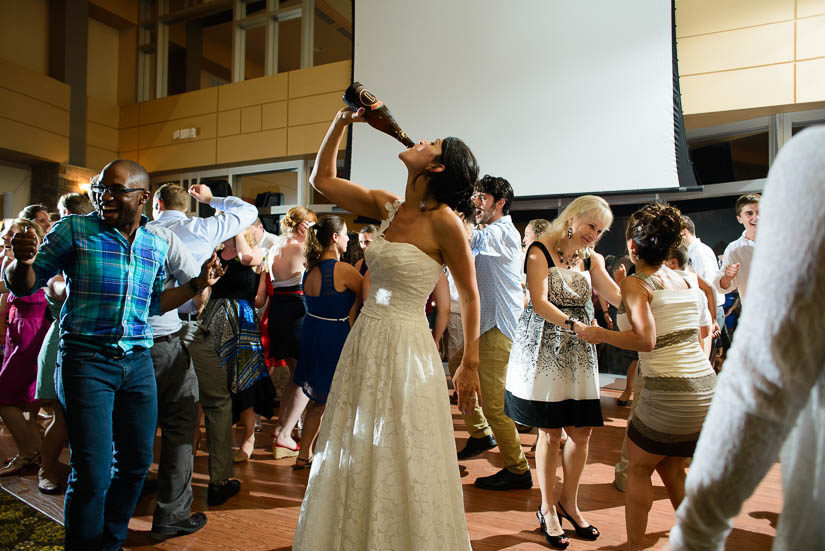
[178,313,198,322]
[153,334,177,344]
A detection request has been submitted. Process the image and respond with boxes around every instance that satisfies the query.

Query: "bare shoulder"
[588,250,605,267]
[620,275,651,301]
[336,261,361,278]
[429,205,463,232]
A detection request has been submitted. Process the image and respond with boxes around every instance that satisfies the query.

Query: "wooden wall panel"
[288,60,350,98]
[87,121,119,150]
[798,0,825,18]
[681,64,795,113]
[119,127,139,152]
[86,145,117,171]
[287,122,346,157]
[87,97,119,128]
[119,104,140,128]
[0,58,70,111]
[677,22,794,75]
[218,109,241,137]
[797,15,825,60]
[119,149,139,163]
[241,106,262,134]
[288,91,344,126]
[218,74,288,112]
[216,129,287,165]
[0,87,70,137]
[139,113,217,149]
[0,117,69,162]
[262,101,288,130]
[139,88,217,125]
[675,0,794,38]
[139,140,217,173]
[797,58,825,103]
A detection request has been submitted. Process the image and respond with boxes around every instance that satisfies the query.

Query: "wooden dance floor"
[0,386,780,550]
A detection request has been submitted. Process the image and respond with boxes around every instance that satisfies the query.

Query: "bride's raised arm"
[310,108,398,221]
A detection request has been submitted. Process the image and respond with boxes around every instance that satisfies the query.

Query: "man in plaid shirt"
[5,160,221,551]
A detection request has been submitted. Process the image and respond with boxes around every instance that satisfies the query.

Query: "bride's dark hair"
[419,137,478,219]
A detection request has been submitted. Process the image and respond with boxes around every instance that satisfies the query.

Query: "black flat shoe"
[617,397,630,407]
[207,479,241,506]
[536,509,569,549]
[474,468,533,491]
[556,501,599,540]
[150,512,207,540]
[457,434,497,460]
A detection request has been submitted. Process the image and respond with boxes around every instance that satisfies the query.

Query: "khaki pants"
[450,327,528,474]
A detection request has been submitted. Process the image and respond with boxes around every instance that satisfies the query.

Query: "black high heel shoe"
[536,508,570,549]
[556,501,600,540]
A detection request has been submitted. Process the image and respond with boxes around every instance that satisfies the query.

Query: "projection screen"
[348,0,678,198]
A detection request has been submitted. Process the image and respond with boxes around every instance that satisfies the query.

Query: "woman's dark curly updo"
[422,137,478,220]
[625,202,685,266]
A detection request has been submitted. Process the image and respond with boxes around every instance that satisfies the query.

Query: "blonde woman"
[504,196,621,548]
[268,206,317,456]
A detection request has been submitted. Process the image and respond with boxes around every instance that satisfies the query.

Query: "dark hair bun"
[425,137,478,220]
[625,203,684,265]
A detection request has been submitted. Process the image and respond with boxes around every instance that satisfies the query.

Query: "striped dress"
[618,271,716,457]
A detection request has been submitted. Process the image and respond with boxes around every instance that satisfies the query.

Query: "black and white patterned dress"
[504,241,603,428]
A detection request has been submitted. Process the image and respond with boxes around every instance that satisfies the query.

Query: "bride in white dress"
[292,107,483,551]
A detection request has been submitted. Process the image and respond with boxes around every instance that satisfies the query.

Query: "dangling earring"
[567,227,573,239]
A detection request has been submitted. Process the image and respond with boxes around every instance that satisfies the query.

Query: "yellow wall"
[0,59,70,164]
[676,0,825,113]
[119,60,351,173]
[0,0,49,75]
[87,18,120,105]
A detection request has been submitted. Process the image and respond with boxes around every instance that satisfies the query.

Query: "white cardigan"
[670,125,825,551]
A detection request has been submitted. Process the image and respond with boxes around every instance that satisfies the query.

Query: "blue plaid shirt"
[6,213,169,354]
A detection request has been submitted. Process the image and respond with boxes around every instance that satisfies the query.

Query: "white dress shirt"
[687,237,724,308]
[470,215,524,342]
[713,230,755,303]
[670,125,825,551]
[147,195,258,314]
[145,225,201,337]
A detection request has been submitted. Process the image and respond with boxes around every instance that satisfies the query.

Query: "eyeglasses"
[91,184,146,198]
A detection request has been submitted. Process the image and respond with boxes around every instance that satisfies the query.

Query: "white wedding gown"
[293,200,471,551]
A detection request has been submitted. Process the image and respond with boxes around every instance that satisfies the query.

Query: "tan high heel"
[234,435,255,463]
[273,443,299,459]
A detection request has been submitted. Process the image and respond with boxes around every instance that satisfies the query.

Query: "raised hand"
[10,226,38,264]
[188,183,214,204]
[336,107,366,125]
[200,253,224,287]
[724,263,740,279]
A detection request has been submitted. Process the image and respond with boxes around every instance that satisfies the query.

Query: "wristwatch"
[564,317,577,331]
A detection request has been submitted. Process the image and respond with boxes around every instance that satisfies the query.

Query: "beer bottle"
[343,82,415,148]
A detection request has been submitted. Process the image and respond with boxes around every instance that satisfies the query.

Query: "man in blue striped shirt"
[5,160,221,551]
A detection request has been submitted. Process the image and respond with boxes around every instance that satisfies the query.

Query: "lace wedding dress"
[293,200,471,550]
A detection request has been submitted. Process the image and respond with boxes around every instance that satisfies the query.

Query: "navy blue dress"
[294,259,356,403]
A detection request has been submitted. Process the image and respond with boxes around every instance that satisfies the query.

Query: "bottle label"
[359,89,384,110]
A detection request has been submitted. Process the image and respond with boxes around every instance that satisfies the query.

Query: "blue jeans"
[56,345,158,551]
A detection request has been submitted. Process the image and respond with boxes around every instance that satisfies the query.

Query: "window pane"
[202,14,233,87]
[314,0,352,66]
[689,131,769,184]
[245,24,266,79]
[278,18,301,72]
[244,0,266,17]
[167,21,188,96]
[236,171,298,206]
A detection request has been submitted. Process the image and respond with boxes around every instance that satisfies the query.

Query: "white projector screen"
[349,0,678,198]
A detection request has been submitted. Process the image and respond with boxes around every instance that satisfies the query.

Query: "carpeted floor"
[0,488,63,550]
